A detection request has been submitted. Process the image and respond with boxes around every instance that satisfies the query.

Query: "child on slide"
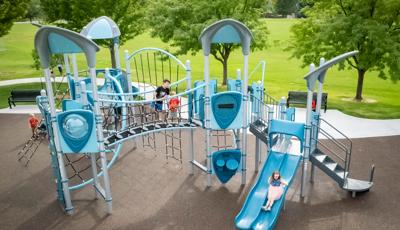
[262,171,288,211]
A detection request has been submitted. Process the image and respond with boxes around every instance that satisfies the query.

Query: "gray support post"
[315,58,325,115]
[44,68,74,214]
[114,40,121,69]
[301,63,316,198]
[186,60,195,175]
[204,55,212,186]
[64,54,71,75]
[241,55,249,185]
[90,152,100,199]
[235,129,241,149]
[236,69,241,92]
[80,81,88,108]
[236,68,243,168]
[89,67,113,214]
[265,106,274,158]
[255,135,260,172]
[310,58,325,182]
[279,97,286,120]
[71,54,81,102]
[124,50,133,98]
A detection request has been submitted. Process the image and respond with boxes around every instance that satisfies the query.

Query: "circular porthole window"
[63,114,89,139]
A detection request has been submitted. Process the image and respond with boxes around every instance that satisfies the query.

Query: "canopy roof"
[81,16,121,40]
[35,26,99,68]
[199,18,253,56]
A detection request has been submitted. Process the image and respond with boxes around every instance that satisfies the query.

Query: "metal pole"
[241,55,249,185]
[236,69,241,80]
[90,152,100,199]
[124,50,133,98]
[71,54,81,102]
[204,55,212,186]
[255,135,260,172]
[64,54,71,75]
[80,81,88,108]
[186,60,195,175]
[89,67,113,214]
[316,58,325,115]
[44,68,74,214]
[311,58,325,182]
[301,63,316,198]
[280,97,286,120]
[114,38,121,69]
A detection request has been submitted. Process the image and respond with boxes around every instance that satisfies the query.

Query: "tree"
[147,0,269,85]
[275,0,298,17]
[25,0,43,22]
[39,0,147,67]
[289,0,400,100]
[0,0,29,37]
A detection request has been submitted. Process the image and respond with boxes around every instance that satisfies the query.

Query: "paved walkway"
[1,78,400,139]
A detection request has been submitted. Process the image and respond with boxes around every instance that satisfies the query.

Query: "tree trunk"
[222,58,228,85]
[355,69,365,101]
[110,45,116,68]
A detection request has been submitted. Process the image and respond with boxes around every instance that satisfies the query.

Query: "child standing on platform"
[168,91,180,120]
[28,113,39,138]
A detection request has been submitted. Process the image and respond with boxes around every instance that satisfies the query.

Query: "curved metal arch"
[304,51,359,91]
[126,47,188,71]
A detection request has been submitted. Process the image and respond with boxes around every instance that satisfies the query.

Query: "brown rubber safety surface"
[0,114,399,230]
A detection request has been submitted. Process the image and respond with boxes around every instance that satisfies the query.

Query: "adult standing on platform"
[154,79,170,120]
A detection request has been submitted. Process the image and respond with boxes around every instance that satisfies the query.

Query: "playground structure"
[31,17,374,229]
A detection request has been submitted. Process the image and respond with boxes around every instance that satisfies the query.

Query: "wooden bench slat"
[8,89,43,108]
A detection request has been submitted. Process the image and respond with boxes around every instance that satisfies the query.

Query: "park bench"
[8,89,42,108]
[287,91,328,112]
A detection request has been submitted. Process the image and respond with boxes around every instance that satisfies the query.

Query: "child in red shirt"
[312,99,316,111]
[168,91,180,120]
[29,113,39,137]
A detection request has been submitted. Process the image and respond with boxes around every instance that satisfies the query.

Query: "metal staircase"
[249,119,269,145]
[310,118,374,197]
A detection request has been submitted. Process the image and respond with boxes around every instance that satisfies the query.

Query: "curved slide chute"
[235,151,301,230]
[235,119,304,230]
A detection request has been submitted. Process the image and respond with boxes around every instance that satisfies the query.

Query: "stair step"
[129,129,136,135]
[313,154,327,162]
[325,162,338,171]
[252,119,267,127]
[335,170,349,178]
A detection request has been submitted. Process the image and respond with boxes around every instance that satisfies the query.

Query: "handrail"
[312,117,352,175]
[98,83,206,104]
[248,61,266,82]
[320,118,352,145]
[90,77,189,96]
[318,127,349,152]
[315,139,346,163]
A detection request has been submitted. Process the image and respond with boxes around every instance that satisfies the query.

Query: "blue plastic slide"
[235,151,301,230]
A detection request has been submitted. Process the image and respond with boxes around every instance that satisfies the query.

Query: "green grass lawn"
[0,20,399,119]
